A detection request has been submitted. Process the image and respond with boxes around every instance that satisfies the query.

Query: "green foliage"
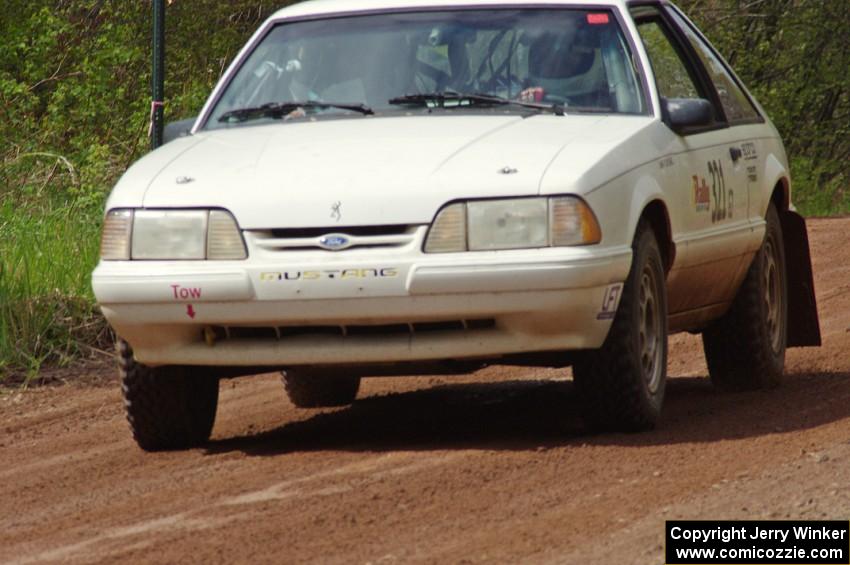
[0,2,295,207]
[1,3,144,204]
[788,157,848,217]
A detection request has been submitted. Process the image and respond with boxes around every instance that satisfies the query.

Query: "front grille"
[247,224,422,252]
[204,319,495,343]
[270,225,410,238]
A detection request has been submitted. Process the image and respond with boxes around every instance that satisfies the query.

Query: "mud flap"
[781,211,821,347]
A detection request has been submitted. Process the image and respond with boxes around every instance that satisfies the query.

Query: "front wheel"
[281,370,360,408]
[119,340,219,451]
[703,203,787,390]
[573,220,668,432]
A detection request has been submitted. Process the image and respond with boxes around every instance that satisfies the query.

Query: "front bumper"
[92,245,631,367]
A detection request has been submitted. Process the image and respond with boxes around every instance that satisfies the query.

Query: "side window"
[635,20,700,100]
[667,10,760,123]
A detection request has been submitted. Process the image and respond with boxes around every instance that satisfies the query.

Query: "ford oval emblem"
[318,233,351,251]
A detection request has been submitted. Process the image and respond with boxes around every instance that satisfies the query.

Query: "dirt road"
[2,217,849,564]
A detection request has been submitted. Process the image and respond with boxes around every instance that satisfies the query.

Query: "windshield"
[205,8,646,129]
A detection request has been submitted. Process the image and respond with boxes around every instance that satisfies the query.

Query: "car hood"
[110,113,654,228]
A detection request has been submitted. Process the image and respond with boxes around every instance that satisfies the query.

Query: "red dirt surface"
[1,218,849,564]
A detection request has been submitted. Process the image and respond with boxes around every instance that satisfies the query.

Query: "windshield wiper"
[219,100,374,123]
[388,91,565,116]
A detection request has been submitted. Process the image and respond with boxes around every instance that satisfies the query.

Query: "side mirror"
[163,117,197,144]
[662,98,713,133]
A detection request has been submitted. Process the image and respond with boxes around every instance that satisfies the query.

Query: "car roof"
[270,0,629,21]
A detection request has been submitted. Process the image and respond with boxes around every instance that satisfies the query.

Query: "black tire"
[573,220,668,432]
[281,370,360,408]
[703,203,787,390]
[119,340,219,451]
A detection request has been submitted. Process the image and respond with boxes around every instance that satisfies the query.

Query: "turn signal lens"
[207,210,247,260]
[424,203,467,253]
[550,197,602,246]
[100,209,133,260]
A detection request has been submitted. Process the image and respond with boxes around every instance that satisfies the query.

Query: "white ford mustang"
[93,0,821,450]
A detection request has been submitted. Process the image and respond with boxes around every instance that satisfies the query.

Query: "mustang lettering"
[260,269,398,282]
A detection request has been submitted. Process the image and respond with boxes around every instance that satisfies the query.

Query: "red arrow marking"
[186,304,196,319]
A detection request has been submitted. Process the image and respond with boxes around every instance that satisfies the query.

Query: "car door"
[632,5,751,316]
[664,4,768,237]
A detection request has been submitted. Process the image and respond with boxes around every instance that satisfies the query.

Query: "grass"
[0,197,109,384]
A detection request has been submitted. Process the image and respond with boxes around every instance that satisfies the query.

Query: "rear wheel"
[281,370,360,408]
[573,220,668,432]
[703,203,787,390]
[119,340,219,451]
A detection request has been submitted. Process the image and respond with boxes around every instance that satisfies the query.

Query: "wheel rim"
[763,235,783,353]
[638,264,663,394]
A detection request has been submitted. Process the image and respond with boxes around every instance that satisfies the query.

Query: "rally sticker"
[597,283,623,320]
[692,175,710,212]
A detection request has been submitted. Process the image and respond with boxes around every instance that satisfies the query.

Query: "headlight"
[99,209,247,261]
[468,198,549,251]
[133,210,207,260]
[424,196,601,253]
